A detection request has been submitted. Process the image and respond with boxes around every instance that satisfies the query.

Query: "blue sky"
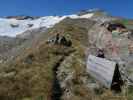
[0,0,132,18]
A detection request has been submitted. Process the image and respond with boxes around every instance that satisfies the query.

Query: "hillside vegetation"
[0,16,132,100]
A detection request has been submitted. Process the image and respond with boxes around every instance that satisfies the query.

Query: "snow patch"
[67,13,94,19]
[0,13,94,37]
[78,13,94,18]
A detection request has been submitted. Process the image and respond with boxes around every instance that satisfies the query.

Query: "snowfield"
[0,13,94,37]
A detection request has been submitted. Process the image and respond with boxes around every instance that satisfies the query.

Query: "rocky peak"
[77,9,106,16]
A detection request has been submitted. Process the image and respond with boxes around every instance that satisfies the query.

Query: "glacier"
[0,13,94,37]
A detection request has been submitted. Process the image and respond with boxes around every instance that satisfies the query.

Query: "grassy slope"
[0,18,94,100]
[0,17,132,100]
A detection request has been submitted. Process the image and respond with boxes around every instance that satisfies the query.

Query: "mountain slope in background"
[0,13,94,37]
[0,10,132,100]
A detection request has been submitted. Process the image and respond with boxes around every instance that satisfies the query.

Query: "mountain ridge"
[0,9,132,100]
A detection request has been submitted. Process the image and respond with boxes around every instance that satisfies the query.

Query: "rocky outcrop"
[6,16,39,20]
[46,34,72,47]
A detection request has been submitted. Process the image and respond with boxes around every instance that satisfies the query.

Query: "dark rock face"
[107,23,126,32]
[10,24,19,28]
[96,49,105,58]
[6,16,40,20]
[47,34,72,47]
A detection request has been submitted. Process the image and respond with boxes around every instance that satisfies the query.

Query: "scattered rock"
[24,54,34,64]
[10,24,19,28]
[27,24,34,28]
[47,34,72,47]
